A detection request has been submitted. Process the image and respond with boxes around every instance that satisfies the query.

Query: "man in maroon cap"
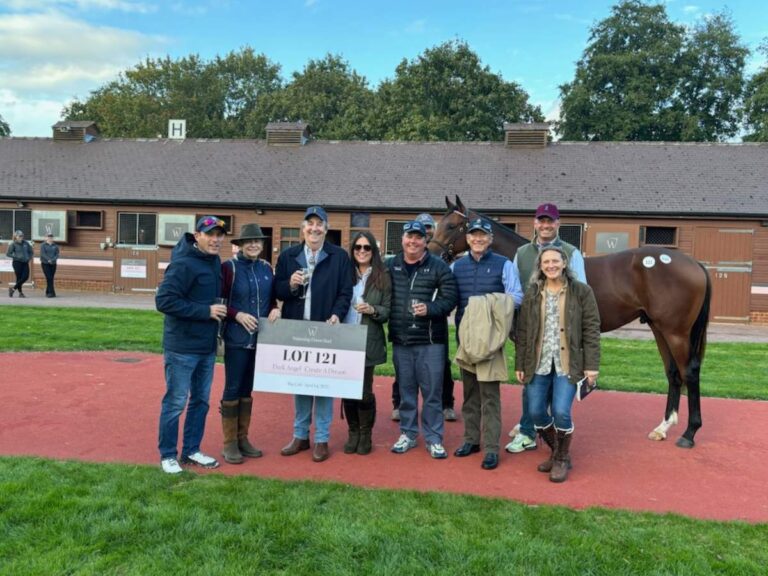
[506,202,586,455]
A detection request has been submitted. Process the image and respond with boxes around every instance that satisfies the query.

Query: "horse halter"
[429,209,468,262]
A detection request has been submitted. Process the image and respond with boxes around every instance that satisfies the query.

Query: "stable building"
[1,121,767,323]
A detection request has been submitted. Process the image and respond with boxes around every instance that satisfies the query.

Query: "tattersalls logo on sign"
[254,318,367,399]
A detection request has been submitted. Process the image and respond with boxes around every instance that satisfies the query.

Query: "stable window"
[559,224,583,250]
[350,212,370,229]
[0,209,31,241]
[72,210,104,229]
[280,227,301,251]
[118,213,157,246]
[385,220,409,255]
[641,226,677,247]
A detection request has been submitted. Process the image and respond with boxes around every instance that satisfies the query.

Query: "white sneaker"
[181,451,220,469]
[428,442,448,459]
[391,434,417,454]
[505,433,537,453]
[161,458,182,474]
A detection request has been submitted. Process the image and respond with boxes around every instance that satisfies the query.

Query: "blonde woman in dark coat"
[515,246,600,482]
[342,231,391,455]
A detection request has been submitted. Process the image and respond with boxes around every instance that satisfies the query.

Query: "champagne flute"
[354,295,366,323]
[299,267,312,299]
[409,298,421,329]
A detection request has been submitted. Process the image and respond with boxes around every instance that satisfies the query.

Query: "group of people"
[6,230,59,298]
[155,202,600,484]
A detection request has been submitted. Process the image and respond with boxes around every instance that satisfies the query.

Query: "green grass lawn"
[1,457,766,576]
[3,306,766,399]
[1,306,767,575]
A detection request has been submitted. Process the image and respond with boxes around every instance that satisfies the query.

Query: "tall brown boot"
[220,400,243,464]
[237,397,263,458]
[356,396,377,455]
[550,430,573,483]
[537,425,556,473]
[343,399,361,454]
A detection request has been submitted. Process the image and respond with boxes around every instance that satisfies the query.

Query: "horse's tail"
[688,261,711,370]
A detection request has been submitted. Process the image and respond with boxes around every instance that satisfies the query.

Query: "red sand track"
[2,351,766,524]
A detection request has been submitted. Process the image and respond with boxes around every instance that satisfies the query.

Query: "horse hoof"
[675,437,695,449]
[647,431,666,441]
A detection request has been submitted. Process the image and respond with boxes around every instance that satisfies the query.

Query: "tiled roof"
[1,137,766,217]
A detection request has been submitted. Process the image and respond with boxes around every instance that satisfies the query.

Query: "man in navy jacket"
[155,216,228,474]
[274,206,353,462]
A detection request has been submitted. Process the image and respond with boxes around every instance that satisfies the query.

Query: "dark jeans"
[12,260,29,291]
[392,356,454,409]
[42,262,57,296]
[222,346,256,400]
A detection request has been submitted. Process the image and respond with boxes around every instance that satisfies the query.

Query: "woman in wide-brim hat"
[219,223,281,464]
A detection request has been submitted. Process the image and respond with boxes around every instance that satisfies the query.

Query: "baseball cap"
[415,213,435,228]
[196,216,227,234]
[535,203,560,220]
[402,220,427,236]
[467,218,492,234]
[304,205,328,223]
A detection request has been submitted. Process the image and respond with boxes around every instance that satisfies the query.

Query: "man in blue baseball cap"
[451,217,522,470]
[387,219,458,459]
[274,205,354,463]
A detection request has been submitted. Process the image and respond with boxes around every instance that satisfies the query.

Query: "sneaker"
[391,434,417,454]
[505,433,537,454]
[427,442,448,459]
[160,458,182,474]
[443,407,457,421]
[181,451,220,469]
[391,408,400,421]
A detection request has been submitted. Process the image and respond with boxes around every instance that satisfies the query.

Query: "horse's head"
[428,195,473,263]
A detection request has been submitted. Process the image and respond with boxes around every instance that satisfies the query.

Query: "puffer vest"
[453,250,506,328]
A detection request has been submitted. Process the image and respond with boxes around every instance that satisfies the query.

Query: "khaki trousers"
[460,368,501,453]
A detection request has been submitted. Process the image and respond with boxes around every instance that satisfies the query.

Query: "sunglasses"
[200,217,226,228]
[353,244,372,252]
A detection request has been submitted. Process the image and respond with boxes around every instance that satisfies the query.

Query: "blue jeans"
[393,343,445,445]
[158,350,216,459]
[518,382,553,438]
[526,367,577,432]
[223,346,255,400]
[293,395,334,443]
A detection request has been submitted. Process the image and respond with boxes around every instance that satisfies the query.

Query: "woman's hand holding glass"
[236,311,258,333]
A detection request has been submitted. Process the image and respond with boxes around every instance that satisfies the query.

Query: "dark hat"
[535,203,560,220]
[415,213,436,228]
[196,215,227,234]
[231,223,269,246]
[45,232,54,237]
[303,205,328,223]
[402,220,427,236]
[467,218,492,234]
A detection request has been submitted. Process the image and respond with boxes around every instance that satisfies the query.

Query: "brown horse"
[430,196,711,448]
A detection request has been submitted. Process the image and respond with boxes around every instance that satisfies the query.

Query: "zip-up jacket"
[387,251,457,346]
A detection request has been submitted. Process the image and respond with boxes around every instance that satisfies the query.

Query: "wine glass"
[409,298,421,329]
[299,267,312,299]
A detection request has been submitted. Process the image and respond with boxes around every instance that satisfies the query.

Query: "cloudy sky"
[1,0,765,137]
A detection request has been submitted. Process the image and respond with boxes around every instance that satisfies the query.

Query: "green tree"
[64,47,282,138]
[558,1,747,142]
[0,113,9,137]
[251,54,374,139]
[743,40,768,142]
[677,12,748,141]
[370,40,543,141]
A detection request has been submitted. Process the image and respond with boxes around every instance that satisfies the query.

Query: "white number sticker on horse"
[660,254,672,264]
[642,256,656,268]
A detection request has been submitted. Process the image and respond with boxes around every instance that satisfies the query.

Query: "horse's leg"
[647,326,682,442]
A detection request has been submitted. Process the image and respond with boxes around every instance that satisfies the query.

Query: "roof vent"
[265,121,311,146]
[503,122,549,149]
[52,120,99,142]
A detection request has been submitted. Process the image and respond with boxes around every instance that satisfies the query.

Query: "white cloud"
[0,10,166,136]
[682,5,701,15]
[304,0,318,7]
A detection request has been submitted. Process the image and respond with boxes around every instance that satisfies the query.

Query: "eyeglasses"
[353,244,372,252]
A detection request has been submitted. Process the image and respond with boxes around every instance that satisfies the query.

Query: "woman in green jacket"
[515,246,600,482]
[342,231,391,455]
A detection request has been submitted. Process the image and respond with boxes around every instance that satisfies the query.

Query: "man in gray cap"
[391,213,459,423]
